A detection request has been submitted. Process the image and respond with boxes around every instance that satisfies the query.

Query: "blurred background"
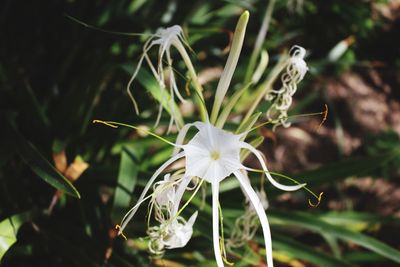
[1,0,400,266]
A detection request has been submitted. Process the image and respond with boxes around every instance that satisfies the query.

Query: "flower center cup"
[210,150,220,161]
[182,122,244,183]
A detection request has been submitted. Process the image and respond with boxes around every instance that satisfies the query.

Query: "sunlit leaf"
[0,212,31,261]
[111,146,140,222]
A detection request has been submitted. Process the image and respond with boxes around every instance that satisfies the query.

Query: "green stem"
[92,120,176,146]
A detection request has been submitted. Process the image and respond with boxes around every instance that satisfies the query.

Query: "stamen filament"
[175,178,204,218]
[115,225,127,240]
[93,120,177,147]
[247,168,323,207]
[219,202,234,266]
[249,110,327,132]
[317,104,329,130]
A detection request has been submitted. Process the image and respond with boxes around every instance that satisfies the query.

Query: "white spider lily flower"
[127,25,195,130]
[181,122,305,267]
[183,123,243,183]
[148,211,198,255]
[266,45,308,128]
[118,121,305,267]
[148,175,198,255]
[111,11,310,267]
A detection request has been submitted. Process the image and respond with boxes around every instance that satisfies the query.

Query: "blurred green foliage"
[1,0,399,266]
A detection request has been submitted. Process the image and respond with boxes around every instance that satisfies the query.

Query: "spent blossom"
[266,45,308,128]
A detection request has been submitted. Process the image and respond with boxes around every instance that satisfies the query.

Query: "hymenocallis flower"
[112,120,305,267]
[126,25,206,131]
[95,10,319,267]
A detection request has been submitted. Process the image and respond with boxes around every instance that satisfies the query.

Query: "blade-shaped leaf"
[273,234,350,267]
[0,211,31,261]
[269,210,400,264]
[295,152,397,185]
[111,146,139,222]
[4,117,80,198]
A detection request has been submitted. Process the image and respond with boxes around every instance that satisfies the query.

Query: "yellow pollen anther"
[210,150,220,161]
[317,104,328,130]
[115,224,127,240]
[308,192,324,207]
[220,239,234,266]
[93,120,118,128]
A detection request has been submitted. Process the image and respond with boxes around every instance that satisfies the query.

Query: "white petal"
[234,170,274,267]
[154,174,175,206]
[186,211,198,228]
[171,176,192,215]
[164,211,198,249]
[172,122,204,155]
[119,152,185,232]
[212,182,224,267]
[240,142,306,191]
[183,122,243,182]
[126,39,156,115]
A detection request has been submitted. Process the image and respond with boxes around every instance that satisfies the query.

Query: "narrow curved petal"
[164,211,198,249]
[240,142,305,191]
[171,176,192,216]
[172,122,203,156]
[119,152,185,232]
[166,49,186,103]
[212,182,224,267]
[127,39,156,115]
[234,170,274,267]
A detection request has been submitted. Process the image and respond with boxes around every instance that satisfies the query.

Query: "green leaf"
[111,146,139,222]
[269,210,400,264]
[0,212,31,261]
[121,64,184,126]
[295,152,397,185]
[4,117,80,198]
[273,234,350,267]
